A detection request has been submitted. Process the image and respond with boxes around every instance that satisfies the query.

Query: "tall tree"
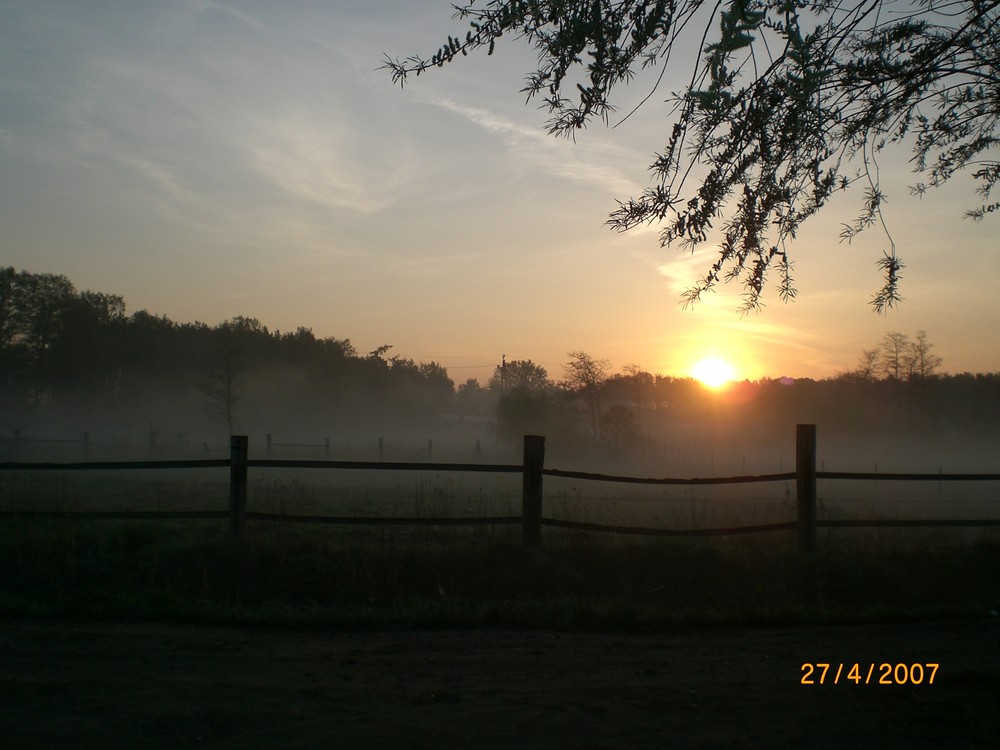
[879,331,911,381]
[486,360,554,439]
[455,377,492,419]
[200,327,244,435]
[851,329,943,382]
[385,1,1000,311]
[908,329,943,380]
[564,350,611,439]
[487,359,551,393]
[621,363,654,433]
[853,348,881,382]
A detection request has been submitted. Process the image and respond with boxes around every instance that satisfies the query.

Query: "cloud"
[245,115,387,214]
[656,250,712,296]
[189,0,264,31]
[426,96,643,197]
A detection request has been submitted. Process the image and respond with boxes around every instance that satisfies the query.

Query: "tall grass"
[2,469,997,628]
[0,516,996,629]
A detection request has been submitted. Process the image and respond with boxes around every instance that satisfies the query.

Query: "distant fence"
[263,435,487,462]
[0,431,489,463]
[0,430,94,460]
[266,434,330,459]
[2,425,999,551]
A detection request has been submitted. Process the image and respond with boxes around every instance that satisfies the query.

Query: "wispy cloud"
[427,96,643,197]
[189,0,265,31]
[245,115,387,214]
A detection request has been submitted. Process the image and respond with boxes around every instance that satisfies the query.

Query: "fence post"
[230,435,248,537]
[522,435,545,547]
[796,424,817,553]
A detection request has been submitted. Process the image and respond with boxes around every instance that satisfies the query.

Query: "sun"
[691,357,737,389]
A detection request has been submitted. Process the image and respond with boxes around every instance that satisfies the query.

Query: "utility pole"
[500,353,506,393]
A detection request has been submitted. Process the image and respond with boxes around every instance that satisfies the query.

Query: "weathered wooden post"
[230,435,248,537]
[522,435,545,547]
[796,424,817,553]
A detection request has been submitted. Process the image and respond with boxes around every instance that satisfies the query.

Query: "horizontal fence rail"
[541,519,798,536]
[245,513,521,526]
[544,468,795,484]
[817,471,1000,481]
[1,426,998,550]
[248,459,521,473]
[0,459,230,471]
[0,511,229,521]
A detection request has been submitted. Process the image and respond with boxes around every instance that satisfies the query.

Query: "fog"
[5,354,1000,536]
[3,268,999,536]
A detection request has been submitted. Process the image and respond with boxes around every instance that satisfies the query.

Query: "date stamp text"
[801,663,939,685]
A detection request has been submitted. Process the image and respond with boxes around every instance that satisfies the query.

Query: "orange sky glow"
[2,2,997,386]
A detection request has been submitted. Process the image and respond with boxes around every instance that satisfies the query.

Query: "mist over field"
[4,268,1000,479]
[2,268,999,698]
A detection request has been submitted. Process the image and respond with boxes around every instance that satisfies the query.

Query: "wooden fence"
[2,424,999,551]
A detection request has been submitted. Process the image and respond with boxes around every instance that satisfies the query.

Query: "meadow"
[2,467,997,629]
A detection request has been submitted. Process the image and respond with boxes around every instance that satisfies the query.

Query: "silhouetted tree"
[483,359,556,440]
[386,1,999,310]
[455,378,492,419]
[880,332,911,382]
[908,330,943,381]
[853,330,943,384]
[620,363,654,434]
[853,348,881,382]
[564,350,611,439]
[487,359,551,393]
[200,326,245,435]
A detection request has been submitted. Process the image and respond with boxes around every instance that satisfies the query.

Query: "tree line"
[0,268,452,440]
[3,268,998,453]
[484,352,999,452]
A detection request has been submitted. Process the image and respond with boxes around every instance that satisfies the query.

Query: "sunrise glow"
[690,357,737,389]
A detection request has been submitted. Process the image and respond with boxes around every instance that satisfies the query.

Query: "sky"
[2,0,998,386]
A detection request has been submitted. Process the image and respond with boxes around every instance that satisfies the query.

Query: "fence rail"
[544,468,795,484]
[0,459,230,471]
[816,471,1000,481]
[2,425,998,551]
[248,459,521,473]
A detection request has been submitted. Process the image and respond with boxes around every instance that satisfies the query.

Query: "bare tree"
[852,330,943,383]
[908,330,943,380]
[879,332,911,382]
[854,348,881,382]
[200,329,244,435]
[564,351,611,439]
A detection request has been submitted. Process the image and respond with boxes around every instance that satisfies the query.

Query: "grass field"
[1,469,998,628]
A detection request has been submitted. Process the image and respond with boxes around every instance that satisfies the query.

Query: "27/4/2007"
[801,663,939,685]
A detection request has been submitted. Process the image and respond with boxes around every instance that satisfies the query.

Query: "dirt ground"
[1,617,997,749]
